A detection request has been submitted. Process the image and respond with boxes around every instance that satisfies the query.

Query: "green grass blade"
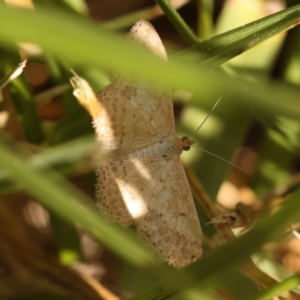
[0,4,299,122]
[130,190,300,299]
[1,51,44,144]
[0,137,156,267]
[177,4,300,68]
[0,135,96,193]
[196,0,214,40]
[0,58,26,90]
[245,272,300,300]
[155,0,199,45]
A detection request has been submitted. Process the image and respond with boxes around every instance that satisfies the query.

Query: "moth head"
[180,136,195,151]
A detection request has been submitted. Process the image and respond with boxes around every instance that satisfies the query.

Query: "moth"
[71,20,202,268]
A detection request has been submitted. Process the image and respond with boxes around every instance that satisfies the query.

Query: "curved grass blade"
[245,272,300,300]
[0,138,157,267]
[130,190,300,299]
[0,4,299,121]
[0,135,96,193]
[177,4,300,68]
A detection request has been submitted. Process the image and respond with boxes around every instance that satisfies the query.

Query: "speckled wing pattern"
[95,20,202,268]
[93,77,174,157]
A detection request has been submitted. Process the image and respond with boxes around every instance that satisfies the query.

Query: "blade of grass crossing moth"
[0,138,158,267]
[0,4,298,121]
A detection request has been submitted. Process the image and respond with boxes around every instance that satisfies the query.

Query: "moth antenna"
[191,145,252,176]
[191,97,222,138]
